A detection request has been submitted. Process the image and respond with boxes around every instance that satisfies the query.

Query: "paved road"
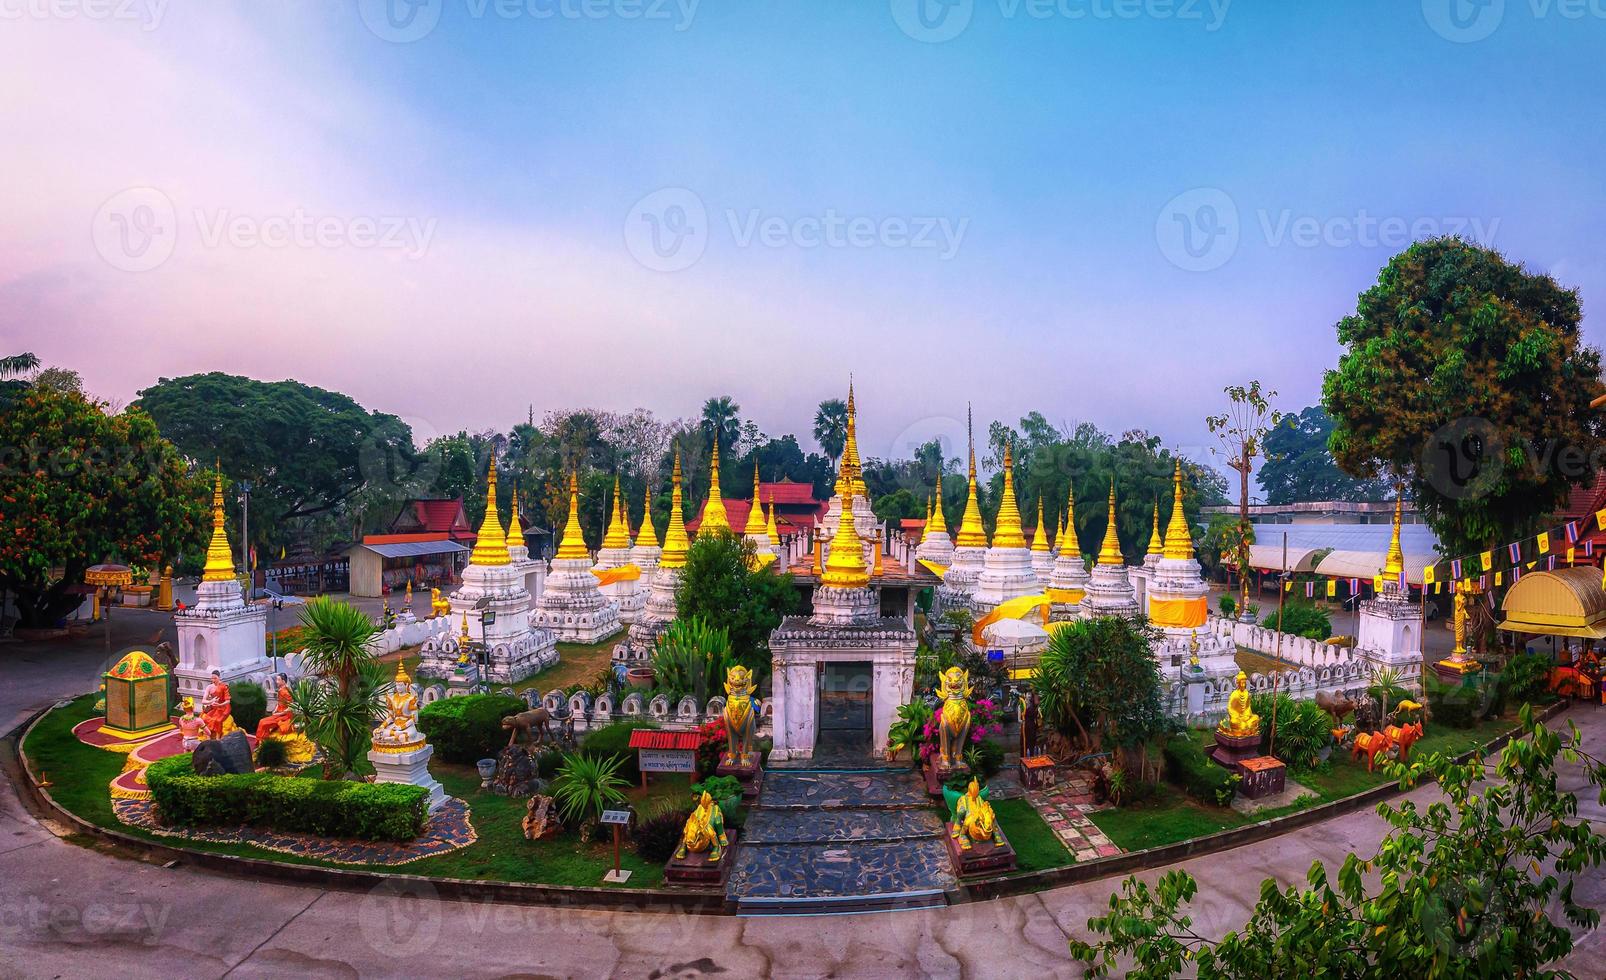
[2,624,1602,978]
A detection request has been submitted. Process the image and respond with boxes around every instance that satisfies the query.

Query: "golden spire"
[744,463,768,536]
[991,440,1026,549]
[1146,501,1165,557]
[955,406,989,548]
[843,379,867,500]
[765,502,781,547]
[659,449,691,568]
[1383,487,1405,580]
[928,473,948,535]
[635,482,659,549]
[700,441,730,535]
[200,469,237,582]
[1032,497,1051,553]
[554,468,590,561]
[1163,461,1195,561]
[507,481,527,553]
[820,477,870,590]
[468,450,511,567]
[1097,480,1124,566]
[601,475,632,550]
[1061,484,1082,558]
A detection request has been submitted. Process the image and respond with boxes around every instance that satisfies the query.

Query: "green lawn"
[1091,785,1250,852]
[993,798,1074,872]
[388,637,616,696]
[21,695,673,889]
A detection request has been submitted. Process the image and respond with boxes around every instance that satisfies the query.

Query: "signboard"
[600,809,633,826]
[481,611,496,626]
[637,748,697,774]
[986,648,1005,663]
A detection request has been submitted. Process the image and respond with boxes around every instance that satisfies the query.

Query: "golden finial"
[955,406,989,548]
[1032,496,1051,553]
[601,474,632,550]
[765,501,781,547]
[1383,486,1405,580]
[659,448,691,568]
[844,378,867,499]
[555,468,590,561]
[200,469,237,582]
[1097,480,1124,566]
[1061,483,1082,558]
[700,441,730,535]
[991,440,1026,549]
[744,462,768,536]
[507,481,527,552]
[1163,461,1194,561]
[820,480,870,590]
[635,481,659,549]
[394,659,412,686]
[1147,500,1164,557]
[468,449,511,566]
[928,473,948,534]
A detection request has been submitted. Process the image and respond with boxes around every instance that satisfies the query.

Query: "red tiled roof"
[628,729,702,751]
[1559,473,1606,522]
[414,498,469,533]
[760,480,824,506]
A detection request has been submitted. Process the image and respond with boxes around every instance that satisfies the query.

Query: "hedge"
[228,681,268,734]
[417,693,526,764]
[146,755,428,842]
[580,719,661,784]
[1164,734,1237,806]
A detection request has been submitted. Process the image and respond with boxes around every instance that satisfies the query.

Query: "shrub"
[964,738,1006,783]
[1218,593,1236,617]
[146,754,426,841]
[255,736,289,769]
[228,682,268,734]
[1267,699,1331,770]
[551,752,629,833]
[691,774,741,804]
[1164,734,1237,806]
[418,694,527,764]
[1273,600,1331,642]
[1500,652,1553,707]
[580,719,660,784]
[651,616,736,703]
[635,803,692,862]
[1425,676,1483,729]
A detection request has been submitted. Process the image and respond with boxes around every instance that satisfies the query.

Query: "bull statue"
[935,666,973,771]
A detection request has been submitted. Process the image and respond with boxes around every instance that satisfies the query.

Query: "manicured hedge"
[417,693,526,764]
[1164,734,1237,806]
[146,755,428,841]
[228,681,267,734]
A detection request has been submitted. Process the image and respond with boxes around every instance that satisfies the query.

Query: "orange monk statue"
[199,669,234,739]
[255,673,296,740]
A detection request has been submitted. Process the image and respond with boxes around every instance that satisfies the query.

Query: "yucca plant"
[551,752,629,837]
[1368,666,1408,719]
[650,616,736,701]
[1268,699,1333,770]
[290,596,383,779]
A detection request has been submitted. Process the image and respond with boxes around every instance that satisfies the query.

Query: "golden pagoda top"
[1163,461,1195,561]
[991,441,1027,549]
[1097,481,1124,566]
[744,463,769,537]
[843,379,867,499]
[1061,483,1082,558]
[955,407,989,548]
[468,450,511,567]
[1146,501,1164,557]
[1382,488,1405,580]
[554,468,590,561]
[765,501,781,547]
[601,475,632,550]
[820,478,870,590]
[659,448,692,569]
[1031,497,1052,553]
[506,481,527,552]
[200,470,237,582]
[636,482,659,549]
[928,475,949,535]
[700,441,730,535]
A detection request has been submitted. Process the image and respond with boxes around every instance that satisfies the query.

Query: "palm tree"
[701,396,742,454]
[0,352,39,409]
[290,597,385,779]
[813,398,848,461]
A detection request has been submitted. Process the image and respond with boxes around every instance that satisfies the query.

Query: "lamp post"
[85,563,133,663]
[238,479,254,585]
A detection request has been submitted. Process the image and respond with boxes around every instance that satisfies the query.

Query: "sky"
[3,0,1604,473]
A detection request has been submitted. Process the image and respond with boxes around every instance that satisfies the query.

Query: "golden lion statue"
[722,666,757,768]
[935,666,973,769]
[675,790,728,862]
[952,778,1003,850]
[430,587,450,619]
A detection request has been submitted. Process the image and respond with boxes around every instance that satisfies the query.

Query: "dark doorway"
[815,661,873,765]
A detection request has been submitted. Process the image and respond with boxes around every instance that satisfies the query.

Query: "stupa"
[937,410,989,613]
[815,381,879,569]
[505,486,545,607]
[1143,501,1164,575]
[1354,493,1425,695]
[1030,497,1055,587]
[419,453,555,683]
[915,475,955,568]
[1147,463,1235,675]
[743,463,779,567]
[531,469,623,644]
[173,473,269,700]
[1078,481,1140,619]
[1047,484,1089,621]
[593,476,645,624]
[631,482,662,576]
[623,447,691,659]
[973,441,1042,615]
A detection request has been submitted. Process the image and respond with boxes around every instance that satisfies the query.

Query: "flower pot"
[625,667,656,689]
[477,758,497,789]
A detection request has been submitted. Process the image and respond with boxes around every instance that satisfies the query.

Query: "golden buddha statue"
[722,665,756,767]
[952,777,1003,850]
[374,662,424,750]
[936,666,973,770]
[1218,671,1261,738]
[675,790,728,862]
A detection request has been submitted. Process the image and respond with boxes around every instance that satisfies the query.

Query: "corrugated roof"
[1315,550,1436,585]
[1248,522,1440,554]
[627,729,701,751]
[351,540,470,559]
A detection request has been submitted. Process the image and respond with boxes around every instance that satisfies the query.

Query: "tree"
[0,387,208,627]
[675,531,801,682]
[289,596,385,779]
[813,398,848,461]
[700,396,742,457]
[1324,238,1605,559]
[1259,406,1390,504]
[0,351,39,409]
[1206,382,1282,616]
[1033,616,1171,779]
[1070,707,1606,978]
[1198,513,1252,582]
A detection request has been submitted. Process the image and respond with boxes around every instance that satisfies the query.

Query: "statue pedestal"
[715,755,764,801]
[945,825,1017,878]
[663,843,732,887]
[924,760,970,797]
[1434,658,1480,687]
[1209,730,1262,772]
[368,743,446,811]
[1237,755,1286,800]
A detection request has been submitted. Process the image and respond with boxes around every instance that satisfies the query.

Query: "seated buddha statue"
[675,791,728,862]
[952,778,1003,851]
[1218,671,1261,738]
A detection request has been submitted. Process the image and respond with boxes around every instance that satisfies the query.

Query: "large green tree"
[674,531,801,682]
[0,387,208,626]
[1324,238,1604,559]
[1259,406,1391,504]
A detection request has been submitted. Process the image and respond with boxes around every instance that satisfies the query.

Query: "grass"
[515,639,618,693]
[21,695,675,889]
[992,798,1074,872]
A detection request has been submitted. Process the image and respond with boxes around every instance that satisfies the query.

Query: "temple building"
[593,477,644,624]
[972,442,1041,615]
[1353,494,1425,694]
[418,453,556,683]
[530,470,623,644]
[1047,484,1089,621]
[1141,463,1234,675]
[621,448,691,661]
[1078,482,1140,619]
[173,474,269,700]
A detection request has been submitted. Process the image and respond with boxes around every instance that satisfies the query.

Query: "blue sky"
[3,0,1603,470]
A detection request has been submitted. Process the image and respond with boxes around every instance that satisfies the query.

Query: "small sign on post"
[601,809,632,884]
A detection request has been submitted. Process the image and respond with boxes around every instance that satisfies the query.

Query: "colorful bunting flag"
[1305,581,1314,598]
[1509,541,1523,563]
[1480,551,1492,573]
[1538,531,1551,554]
[1566,521,1580,543]
[1452,558,1464,580]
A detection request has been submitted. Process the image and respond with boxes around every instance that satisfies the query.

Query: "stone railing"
[1210,614,1349,669]
[409,683,773,739]
[1165,658,1372,727]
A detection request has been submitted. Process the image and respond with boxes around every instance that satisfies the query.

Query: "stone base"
[491,745,546,797]
[945,824,1017,878]
[1230,775,1312,816]
[530,605,622,645]
[1236,755,1286,800]
[664,842,732,887]
[368,743,447,811]
[1434,658,1481,686]
[716,756,764,800]
[1209,730,1262,772]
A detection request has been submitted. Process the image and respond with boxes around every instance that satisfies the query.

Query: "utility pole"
[1271,532,1288,759]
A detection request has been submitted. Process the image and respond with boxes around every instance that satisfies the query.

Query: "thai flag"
[1548,555,1557,570]
[1566,521,1580,543]
[1348,577,1359,594]
[1589,541,1597,557]
[1509,541,1522,563]
[1305,581,1314,597]
[1451,558,1463,579]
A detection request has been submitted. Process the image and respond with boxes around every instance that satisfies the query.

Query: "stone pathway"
[1025,770,1121,861]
